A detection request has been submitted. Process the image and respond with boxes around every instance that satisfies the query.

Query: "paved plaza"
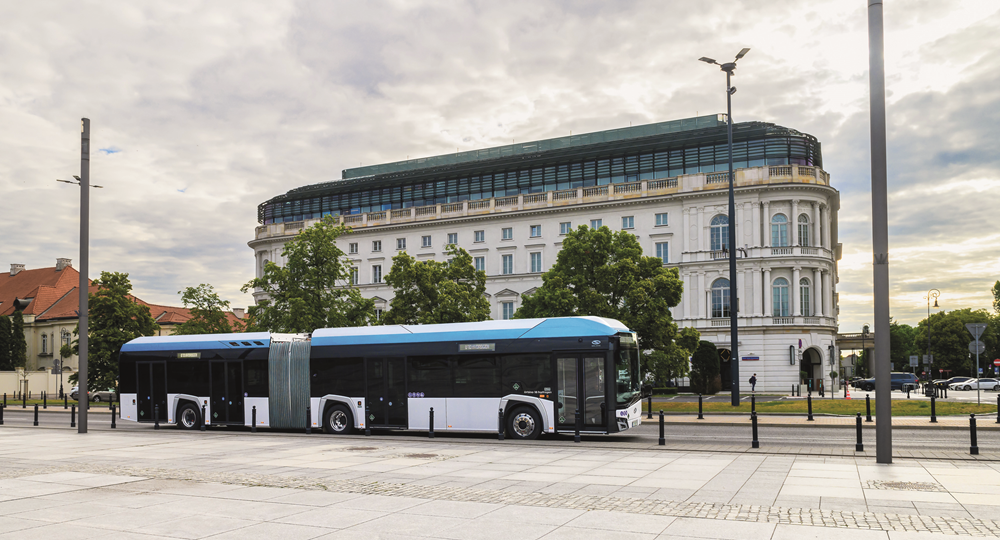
[1,425,999,539]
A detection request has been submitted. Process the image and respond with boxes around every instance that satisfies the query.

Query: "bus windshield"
[616,333,641,406]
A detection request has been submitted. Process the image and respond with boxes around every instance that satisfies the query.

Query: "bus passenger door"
[555,354,607,432]
[211,361,226,423]
[151,362,167,423]
[136,361,166,423]
[366,357,406,427]
[227,361,244,425]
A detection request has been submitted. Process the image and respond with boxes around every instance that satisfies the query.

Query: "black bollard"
[751,394,756,416]
[996,395,999,425]
[907,387,910,399]
[807,393,814,421]
[0,404,3,425]
[43,392,47,409]
[930,394,937,423]
[201,404,206,431]
[751,412,759,449]
[3,392,5,407]
[111,403,116,429]
[33,404,38,426]
[647,395,653,420]
[365,403,371,436]
[574,408,581,443]
[843,383,847,399]
[498,408,504,441]
[658,410,665,446]
[855,413,864,451]
[944,386,948,399]
[251,406,257,433]
[154,404,160,430]
[970,413,979,455]
[71,404,75,428]
[306,406,311,434]
[698,394,704,420]
[64,395,67,409]
[866,394,872,422]
[23,392,26,409]
[429,407,435,438]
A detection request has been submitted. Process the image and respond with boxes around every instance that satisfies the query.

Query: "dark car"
[853,372,919,392]
[933,376,971,389]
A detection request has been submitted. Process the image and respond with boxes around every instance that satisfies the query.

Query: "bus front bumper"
[616,401,643,432]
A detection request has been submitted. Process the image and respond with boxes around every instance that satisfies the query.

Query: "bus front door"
[136,361,167,423]
[365,357,406,427]
[210,361,244,425]
[555,354,607,432]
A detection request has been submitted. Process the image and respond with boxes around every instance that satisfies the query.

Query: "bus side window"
[312,357,364,397]
[408,357,453,397]
[454,356,501,397]
[501,354,551,394]
[244,360,268,397]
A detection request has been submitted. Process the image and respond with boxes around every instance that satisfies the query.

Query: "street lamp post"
[926,289,940,392]
[700,48,750,407]
[861,324,870,378]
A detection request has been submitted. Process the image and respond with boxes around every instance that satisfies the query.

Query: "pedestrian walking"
[749,373,757,392]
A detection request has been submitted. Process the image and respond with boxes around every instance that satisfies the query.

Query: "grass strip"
[643,399,997,416]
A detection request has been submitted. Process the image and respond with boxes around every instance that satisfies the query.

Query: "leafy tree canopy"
[690,340,721,394]
[0,315,12,370]
[9,310,26,369]
[888,318,920,372]
[68,272,159,390]
[514,225,683,352]
[646,327,700,386]
[383,245,490,325]
[174,284,234,335]
[915,308,995,377]
[241,216,375,332]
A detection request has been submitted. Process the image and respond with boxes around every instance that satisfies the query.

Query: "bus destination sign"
[459,343,495,352]
[177,352,201,359]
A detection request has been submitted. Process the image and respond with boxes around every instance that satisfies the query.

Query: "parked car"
[950,378,1000,391]
[853,372,919,392]
[69,386,80,400]
[934,376,972,389]
[69,386,116,402]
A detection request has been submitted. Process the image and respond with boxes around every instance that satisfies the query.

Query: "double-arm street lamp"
[700,48,750,407]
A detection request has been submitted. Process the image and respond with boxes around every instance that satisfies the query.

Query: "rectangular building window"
[422,235,432,248]
[396,238,406,251]
[502,301,515,320]
[590,219,603,229]
[622,216,634,229]
[350,267,359,285]
[655,242,669,264]
[447,232,458,245]
[41,334,47,354]
[655,212,669,226]
[375,309,383,321]
[372,240,382,252]
[474,230,485,243]
[474,256,485,272]
[530,252,542,273]
[530,225,541,237]
[501,227,513,240]
[502,254,513,275]
[560,222,572,235]
[349,242,358,255]
[372,265,382,284]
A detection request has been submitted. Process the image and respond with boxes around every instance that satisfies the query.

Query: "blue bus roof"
[311,317,631,347]
[121,332,272,353]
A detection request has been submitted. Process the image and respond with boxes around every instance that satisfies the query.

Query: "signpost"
[967,323,988,405]
[909,355,918,368]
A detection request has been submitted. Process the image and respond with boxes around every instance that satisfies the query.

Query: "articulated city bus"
[118,316,643,439]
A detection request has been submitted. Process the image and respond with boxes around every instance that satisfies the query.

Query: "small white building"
[250,115,842,393]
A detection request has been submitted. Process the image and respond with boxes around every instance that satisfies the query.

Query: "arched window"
[799,277,811,316]
[710,215,728,251]
[711,278,730,318]
[772,277,790,317]
[798,214,810,247]
[771,213,788,247]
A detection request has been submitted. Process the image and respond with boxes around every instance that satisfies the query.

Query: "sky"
[1,0,998,335]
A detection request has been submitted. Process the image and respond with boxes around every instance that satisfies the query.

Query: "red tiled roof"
[0,266,83,318]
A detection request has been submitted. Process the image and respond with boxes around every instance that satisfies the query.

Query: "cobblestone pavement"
[2,426,1000,538]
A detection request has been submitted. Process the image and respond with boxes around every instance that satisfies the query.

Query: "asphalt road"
[4,408,997,453]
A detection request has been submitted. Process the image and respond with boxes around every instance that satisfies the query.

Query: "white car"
[949,378,999,391]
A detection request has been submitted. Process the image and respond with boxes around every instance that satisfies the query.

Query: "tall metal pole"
[867,0,891,463]
[726,70,739,407]
[78,118,90,434]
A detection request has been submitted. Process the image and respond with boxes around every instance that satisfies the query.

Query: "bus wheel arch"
[323,403,354,434]
[176,401,201,430]
[506,405,542,440]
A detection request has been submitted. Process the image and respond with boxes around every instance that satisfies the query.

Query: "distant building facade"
[250,115,842,393]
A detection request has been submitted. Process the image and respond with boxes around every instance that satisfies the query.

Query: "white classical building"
[250,115,842,393]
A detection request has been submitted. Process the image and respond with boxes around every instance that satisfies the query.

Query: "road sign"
[980,367,984,374]
[909,355,918,367]
[994,359,1000,367]
[967,323,988,340]
[970,340,986,354]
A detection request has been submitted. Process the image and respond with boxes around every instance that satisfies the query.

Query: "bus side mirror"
[641,384,653,398]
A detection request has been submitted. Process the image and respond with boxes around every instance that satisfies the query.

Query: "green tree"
[690,340,721,394]
[889,318,920,372]
[514,225,683,352]
[0,315,12,370]
[646,327,700,386]
[383,245,490,325]
[241,215,375,332]
[915,308,994,378]
[9,310,27,369]
[174,284,234,335]
[992,280,1000,314]
[988,282,1000,370]
[67,272,159,390]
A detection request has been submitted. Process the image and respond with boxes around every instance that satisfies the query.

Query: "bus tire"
[176,402,200,430]
[506,406,542,440]
[324,404,354,435]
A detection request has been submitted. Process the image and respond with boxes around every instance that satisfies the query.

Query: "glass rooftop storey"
[259,117,822,224]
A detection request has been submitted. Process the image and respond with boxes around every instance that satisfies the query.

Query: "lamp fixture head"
[933,298,939,308]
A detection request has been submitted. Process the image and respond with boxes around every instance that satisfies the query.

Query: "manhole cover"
[345,447,378,451]
[866,480,946,492]
[404,453,438,459]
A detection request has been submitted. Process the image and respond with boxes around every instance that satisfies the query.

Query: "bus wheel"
[176,403,200,430]
[507,407,541,440]
[324,405,353,435]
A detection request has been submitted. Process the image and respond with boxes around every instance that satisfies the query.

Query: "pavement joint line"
[3,461,998,536]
